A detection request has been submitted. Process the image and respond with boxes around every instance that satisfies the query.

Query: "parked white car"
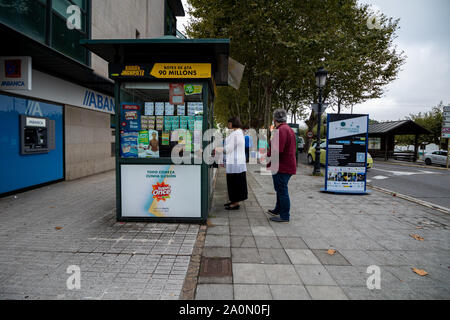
[424,150,448,166]
[298,136,305,153]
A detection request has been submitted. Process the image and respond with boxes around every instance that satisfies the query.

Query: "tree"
[186,0,405,130]
[396,101,446,148]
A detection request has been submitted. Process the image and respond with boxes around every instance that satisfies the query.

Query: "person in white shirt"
[218,117,248,210]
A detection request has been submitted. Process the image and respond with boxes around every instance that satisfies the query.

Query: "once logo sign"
[152,182,171,202]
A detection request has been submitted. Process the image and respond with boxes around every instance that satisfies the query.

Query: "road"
[367,162,450,209]
[297,153,450,209]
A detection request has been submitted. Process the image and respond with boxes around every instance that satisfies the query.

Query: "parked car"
[424,150,448,166]
[307,139,373,169]
[298,136,305,153]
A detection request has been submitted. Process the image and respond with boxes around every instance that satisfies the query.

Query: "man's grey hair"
[273,109,287,123]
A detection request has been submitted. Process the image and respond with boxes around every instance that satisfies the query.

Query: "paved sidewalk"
[196,165,450,300]
[0,171,198,300]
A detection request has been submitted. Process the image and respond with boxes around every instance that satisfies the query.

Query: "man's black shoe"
[269,216,289,223]
[267,209,279,216]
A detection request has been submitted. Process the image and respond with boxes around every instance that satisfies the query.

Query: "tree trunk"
[264,82,273,129]
[247,84,251,127]
[234,91,241,119]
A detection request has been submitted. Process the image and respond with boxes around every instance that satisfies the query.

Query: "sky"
[177,0,450,123]
[353,0,450,122]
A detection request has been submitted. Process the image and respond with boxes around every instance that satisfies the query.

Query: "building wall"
[0,93,64,194]
[65,105,115,180]
[147,0,166,38]
[66,0,168,180]
[90,0,165,78]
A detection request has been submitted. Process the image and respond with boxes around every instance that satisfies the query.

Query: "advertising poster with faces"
[147,130,160,158]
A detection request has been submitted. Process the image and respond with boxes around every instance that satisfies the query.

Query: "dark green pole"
[313,87,322,175]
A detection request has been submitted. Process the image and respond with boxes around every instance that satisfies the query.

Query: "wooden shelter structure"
[368,120,431,161]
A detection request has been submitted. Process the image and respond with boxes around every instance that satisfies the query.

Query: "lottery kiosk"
[82,37,230,223]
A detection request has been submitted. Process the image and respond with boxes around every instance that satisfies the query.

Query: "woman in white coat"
[222,117,248,210]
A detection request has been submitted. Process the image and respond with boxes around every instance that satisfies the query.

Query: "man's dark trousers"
[272,172,292,221]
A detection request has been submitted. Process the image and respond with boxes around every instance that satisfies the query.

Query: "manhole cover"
[199,257,232,277]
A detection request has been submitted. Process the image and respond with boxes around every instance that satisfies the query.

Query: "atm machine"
[20,114,55,154]
[82,37,230,223]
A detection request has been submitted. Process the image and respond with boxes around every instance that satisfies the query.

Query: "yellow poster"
[150,63,211,78]
[184,84,203,95]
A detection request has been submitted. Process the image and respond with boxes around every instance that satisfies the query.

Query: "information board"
[323,114,369,194]
[442,106,450,138]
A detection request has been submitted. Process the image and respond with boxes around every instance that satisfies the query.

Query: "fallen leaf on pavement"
[327,249,336,255]
[409,234,424,241]
[412,268,428,276]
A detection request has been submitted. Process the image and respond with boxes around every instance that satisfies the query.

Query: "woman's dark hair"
[228,117,242,129]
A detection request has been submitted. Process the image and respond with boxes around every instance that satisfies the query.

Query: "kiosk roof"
[81,37,230,85]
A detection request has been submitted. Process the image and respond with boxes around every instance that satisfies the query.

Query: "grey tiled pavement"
[0,171,198,300]
[1,163,449,300]
[196,164,450,300]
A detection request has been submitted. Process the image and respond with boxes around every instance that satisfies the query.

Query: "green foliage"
[396,101,446,147]
[186,0,405,129]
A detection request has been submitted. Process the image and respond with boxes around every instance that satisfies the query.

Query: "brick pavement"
[196,164,450,300]
[1,164,449,300]
[0,171,198,300]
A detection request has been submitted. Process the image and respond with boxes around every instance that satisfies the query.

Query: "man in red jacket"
[267,109,297,222]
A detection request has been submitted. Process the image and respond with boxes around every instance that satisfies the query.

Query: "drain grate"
[199,257,232,277]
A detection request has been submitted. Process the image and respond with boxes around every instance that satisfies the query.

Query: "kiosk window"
[119,83,204,160]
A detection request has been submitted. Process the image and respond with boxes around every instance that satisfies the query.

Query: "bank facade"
[0,0,185,195]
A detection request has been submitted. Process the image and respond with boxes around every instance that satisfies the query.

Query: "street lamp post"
[313,67,328,175]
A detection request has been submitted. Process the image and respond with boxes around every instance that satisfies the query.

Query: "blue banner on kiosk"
[322,114,369,194]
[121,103,141,131]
